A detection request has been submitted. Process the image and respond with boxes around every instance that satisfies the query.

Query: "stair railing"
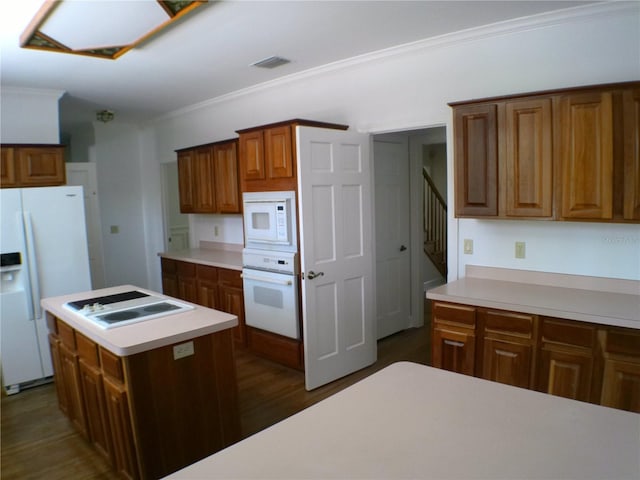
[423,167,447,277]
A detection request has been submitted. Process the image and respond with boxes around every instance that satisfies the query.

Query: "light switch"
[515,241,526,259]
[463,239,473,255]
[110,225,119,234]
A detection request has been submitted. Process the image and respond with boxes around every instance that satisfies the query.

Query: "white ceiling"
[1,1,596,131]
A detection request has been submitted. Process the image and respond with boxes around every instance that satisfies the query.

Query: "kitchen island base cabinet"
[47,315,240,480]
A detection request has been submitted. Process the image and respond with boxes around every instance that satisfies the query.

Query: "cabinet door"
[559,91,614,219]
[197,264,218,309]
[239,130,265,181]
[177,261,198,303]
[16,146,65,186]
[48,334,69,415]
[213,141,240,213]
[193,147,216,213]
[264,125,294,180]
[160,258,178,297]
[0,147,17,187]
[218,269,246,346]
[504,98,553,217]
[623,87,640,220]
[103,376,138,480]
[79,359,113,463]
[177,151,195,213]
[59,342,89,439]
[453,104,498,216]
[482,338,533,388]
[538,346,594,402]
[432,326,475,376]
[600,359,640,413]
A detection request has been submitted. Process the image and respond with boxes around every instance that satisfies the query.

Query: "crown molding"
[1,85,65,100]
[153,1,637,125]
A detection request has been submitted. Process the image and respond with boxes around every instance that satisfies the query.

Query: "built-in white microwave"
[243,191,297,252]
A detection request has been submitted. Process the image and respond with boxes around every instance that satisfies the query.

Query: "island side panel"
[124,329,240,480]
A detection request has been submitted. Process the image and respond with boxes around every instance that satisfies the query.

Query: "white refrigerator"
[1,186,92,394]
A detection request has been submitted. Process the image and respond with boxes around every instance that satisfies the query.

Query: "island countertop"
[427,266,640,330]
[163,362,640,480]
[41,284,238,356]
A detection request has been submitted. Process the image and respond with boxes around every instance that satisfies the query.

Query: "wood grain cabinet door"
[193,147,216,213]
[558,91,614,219]
[432,326,476,376]
[103,376,138,480]
[264,125,294,180]
[213,141,240,213]
[79,359,113,463]
[623,87,640,220]
[0,147,17,187]
[218,269,246,346]
[503,98,553,217]
[600,359,640,413]
[58,342,89,439]
[482,338,533,388]
[16,146,65,186]
[177,151,195,213]
[239,130,265,182]
[453,104,498,216]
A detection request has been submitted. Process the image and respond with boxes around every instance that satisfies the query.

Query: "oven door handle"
[241,272,293,286]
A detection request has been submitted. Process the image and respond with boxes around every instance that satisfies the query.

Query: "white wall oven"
[242,249,299,339]
[243,191,296,252]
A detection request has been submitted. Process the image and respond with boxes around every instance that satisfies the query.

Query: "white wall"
[0,87,63,143]
[136,3,640,289]
[93,122,149,288]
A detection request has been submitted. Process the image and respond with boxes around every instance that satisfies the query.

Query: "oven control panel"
[242,248,299,274]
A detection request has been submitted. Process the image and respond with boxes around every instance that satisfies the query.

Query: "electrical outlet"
[515,241,526,259]
[214,225,219,237]
[173,341,194,360]
[110,225,119,234]
[463,239,473,254]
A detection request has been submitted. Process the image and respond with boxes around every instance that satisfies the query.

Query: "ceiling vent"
[250,56,291,69]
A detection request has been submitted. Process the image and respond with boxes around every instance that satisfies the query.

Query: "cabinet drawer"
[76,333,100,367]
[482,309,534,338]
[604,328,640,357]
[540,317,596,348]
[57,319,76,349]
[218,268,242,288]
[177,261,196,278]
[197,264,218,282]
[100,348,124,383]
[432,302,476,327]
[161,257,177,274]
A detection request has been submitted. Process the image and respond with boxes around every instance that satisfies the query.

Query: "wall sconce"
[96,110,115,123]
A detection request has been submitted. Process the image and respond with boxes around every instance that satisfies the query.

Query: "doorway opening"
[373,126,447,342]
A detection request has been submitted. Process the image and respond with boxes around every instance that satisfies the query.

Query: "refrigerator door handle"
[23,211,41,320]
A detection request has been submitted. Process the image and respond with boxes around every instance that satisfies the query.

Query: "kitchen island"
[41,285,241,480]
[164,362,640,479]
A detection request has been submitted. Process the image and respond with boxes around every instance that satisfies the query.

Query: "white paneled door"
[297,126,376,390]
[373,135,411,339]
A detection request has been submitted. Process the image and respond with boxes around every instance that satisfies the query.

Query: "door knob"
[399,245,407,252]
[307,270,324,280]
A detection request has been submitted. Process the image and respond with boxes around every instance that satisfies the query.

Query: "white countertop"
[163,362,640,479]
[427,266,640,330]
[158,244,243,271]
[41,285,238,356]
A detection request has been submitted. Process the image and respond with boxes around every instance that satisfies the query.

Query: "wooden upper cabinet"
[1,145,65,188]
[623,87,640,220]
[176,139,240,214]
[453,104,498,216]
[503,98,553,217]
[237,119,348,192]
[213,140,240,213]
[558,90,614,219]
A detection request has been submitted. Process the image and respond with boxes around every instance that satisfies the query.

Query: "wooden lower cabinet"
[47,314,241,480]
[431,302,476,375]
[431,301,640,413]
[217,268,246,346]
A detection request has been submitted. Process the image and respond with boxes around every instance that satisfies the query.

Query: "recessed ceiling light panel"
[250,56,291,69]
[20,0,207,59]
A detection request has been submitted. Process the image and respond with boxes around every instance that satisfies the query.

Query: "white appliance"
[1,186,92,394]
[243,191,297,252]
[63,289,193,329]
[242,248,300,339]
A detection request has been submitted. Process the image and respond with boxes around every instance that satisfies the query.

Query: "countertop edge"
[158,248,243,271]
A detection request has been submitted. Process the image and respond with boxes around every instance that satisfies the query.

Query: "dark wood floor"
[1,322,430,480]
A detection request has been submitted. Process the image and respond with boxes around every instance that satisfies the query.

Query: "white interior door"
[66,163,106,288]
[374,134,411,339]
[297,126,376,391]
[161,162,190,251]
